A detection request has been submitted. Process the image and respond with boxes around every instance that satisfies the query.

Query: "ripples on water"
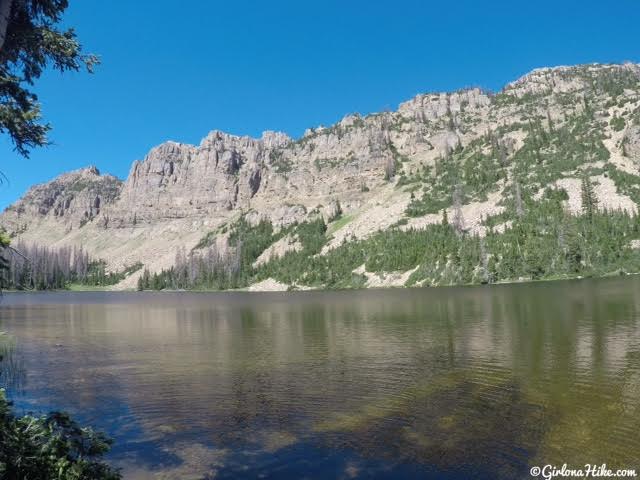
[1,277,639,479]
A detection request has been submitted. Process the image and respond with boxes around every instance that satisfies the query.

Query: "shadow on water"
[0,277,639,478]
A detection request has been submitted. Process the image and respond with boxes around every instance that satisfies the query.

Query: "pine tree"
[141,268,151,290]
[498,142,508,169]
[479,238,489,283]
[514,179,525,218]
[0,0,99,156]
[452,184,465,236]
[581,174,598,222]
[546,108,554,133]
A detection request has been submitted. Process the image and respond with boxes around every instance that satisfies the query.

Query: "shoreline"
[1,269,635,295]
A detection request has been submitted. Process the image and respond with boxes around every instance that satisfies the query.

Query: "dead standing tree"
[0,243,33,293]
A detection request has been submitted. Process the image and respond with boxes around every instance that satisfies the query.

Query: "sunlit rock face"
[625,124,640,161]
[2,62,640,281]
[0,166,122,232]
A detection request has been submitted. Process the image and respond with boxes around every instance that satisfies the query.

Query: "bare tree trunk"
[0,0,13,53]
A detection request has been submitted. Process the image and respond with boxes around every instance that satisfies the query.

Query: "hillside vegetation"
[2,63,640,291]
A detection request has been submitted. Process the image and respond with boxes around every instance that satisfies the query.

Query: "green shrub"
[0,393,121,479]
[610,116,625,132]
[0,336,120,480]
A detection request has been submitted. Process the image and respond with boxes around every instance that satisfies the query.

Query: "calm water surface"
[1,277,640,479]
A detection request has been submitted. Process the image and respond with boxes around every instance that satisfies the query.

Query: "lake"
[1,277,639,479]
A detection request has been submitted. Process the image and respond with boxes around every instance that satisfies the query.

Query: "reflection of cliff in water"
[1,276,639,477]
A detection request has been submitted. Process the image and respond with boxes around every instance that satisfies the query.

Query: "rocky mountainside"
[3,63,640,290]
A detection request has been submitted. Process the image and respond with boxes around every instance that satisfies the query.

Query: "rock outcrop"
[2,62,640,288]
[1,166,122,234]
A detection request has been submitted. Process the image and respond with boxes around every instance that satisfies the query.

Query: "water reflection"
[1,277,639,478]
[0,331,24,393]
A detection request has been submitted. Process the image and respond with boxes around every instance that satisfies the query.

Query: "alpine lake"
[1,276,639,479]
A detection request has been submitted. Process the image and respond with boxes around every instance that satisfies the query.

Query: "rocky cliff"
[2,63,640,289]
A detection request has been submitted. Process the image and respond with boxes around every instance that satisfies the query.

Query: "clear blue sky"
[1,0,639,209]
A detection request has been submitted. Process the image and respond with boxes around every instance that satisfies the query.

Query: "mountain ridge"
[2,62,640,290]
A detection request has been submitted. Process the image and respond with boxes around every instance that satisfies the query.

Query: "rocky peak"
[503,63,640,98]
[398,87,491,122]
[80,165,100,176]
[338,114,362,128]
[3,62,640,285]
[1,166,122,233]
[261,131,292,148]
[114,129,280,225]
